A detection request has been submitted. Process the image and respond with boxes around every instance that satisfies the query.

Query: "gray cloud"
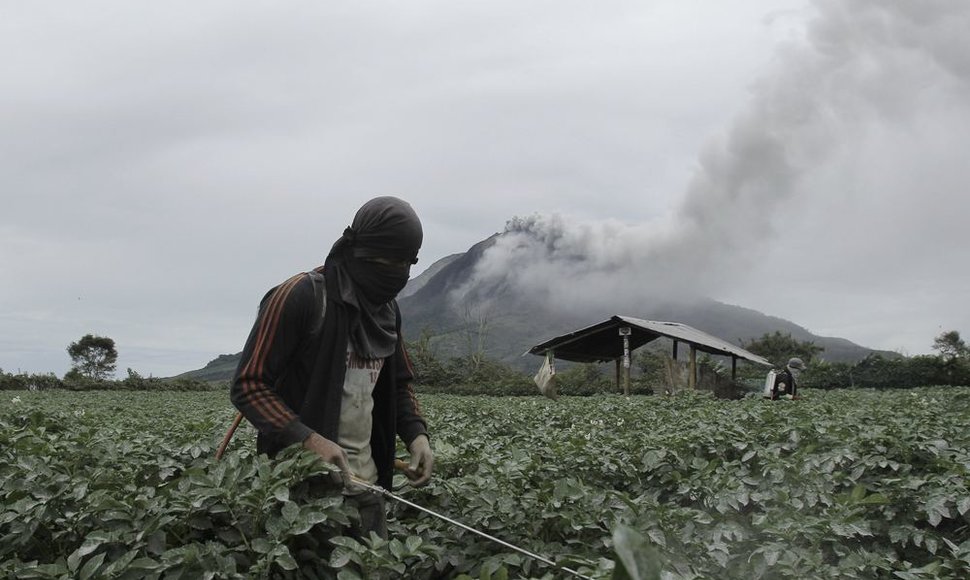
[2,0,967,375]
[458,0,970,353]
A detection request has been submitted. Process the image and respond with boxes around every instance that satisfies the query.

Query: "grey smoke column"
[677,0,970,267]
[455,0,970,313]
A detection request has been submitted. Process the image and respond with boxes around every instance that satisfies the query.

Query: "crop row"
[2,388,969,578]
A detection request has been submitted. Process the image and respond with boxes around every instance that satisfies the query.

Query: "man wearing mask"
[230,196,433,539]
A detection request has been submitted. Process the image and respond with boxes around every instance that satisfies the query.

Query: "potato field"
[2,387,970,579]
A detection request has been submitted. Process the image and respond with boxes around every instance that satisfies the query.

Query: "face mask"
[346,258,410,304]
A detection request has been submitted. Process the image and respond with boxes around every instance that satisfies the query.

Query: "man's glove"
[405,434,434,487]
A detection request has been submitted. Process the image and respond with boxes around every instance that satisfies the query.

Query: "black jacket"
[230,267,427,489]
[771,368,797,399]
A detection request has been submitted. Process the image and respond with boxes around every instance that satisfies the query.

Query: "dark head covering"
[324,196,422,358]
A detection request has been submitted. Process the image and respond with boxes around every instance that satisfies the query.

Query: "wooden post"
[688,346,697,390]
[624,361,631,397]
[619,327,632,396]
[731,356,738,380]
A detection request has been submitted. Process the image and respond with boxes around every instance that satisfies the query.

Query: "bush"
[800,361,854,389]
[63,368,107,391]
[123,368,155,390]
[0,372,26,391]
[0,368,222,392]
[801,354,970,389]
[556,363,621,396]
[24,373,63,391]
[0,370,63,391]
[415,354,537,395]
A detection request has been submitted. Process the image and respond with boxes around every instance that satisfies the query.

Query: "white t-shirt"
[338,346,384,485]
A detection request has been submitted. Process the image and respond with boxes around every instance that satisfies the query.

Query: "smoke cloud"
[454,0,970,317]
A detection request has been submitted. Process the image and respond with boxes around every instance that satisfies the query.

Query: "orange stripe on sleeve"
[253,275,304,425]
[242,274,305,427]
[246,274,302,376]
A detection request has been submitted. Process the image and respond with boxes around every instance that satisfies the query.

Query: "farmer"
[229,196,433,539]
[770,357,805,400]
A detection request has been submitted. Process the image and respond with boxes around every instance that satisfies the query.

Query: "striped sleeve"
[230,273,314,447]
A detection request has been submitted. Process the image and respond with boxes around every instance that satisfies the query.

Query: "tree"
[67,334,118,380]
[932,330,968,362]
[459,304,490,373]
[556,362,615,395]
[742,331,824,368]
[635,350,667,387]
[407,328,452,387]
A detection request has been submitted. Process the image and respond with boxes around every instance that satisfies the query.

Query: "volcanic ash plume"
[453,0,970,315]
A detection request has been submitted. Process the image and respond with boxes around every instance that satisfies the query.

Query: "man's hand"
[303,433,351,484]
[405,434,434,487]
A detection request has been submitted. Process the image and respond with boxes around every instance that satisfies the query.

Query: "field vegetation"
[3,388,969,579]
[4,330,969,397]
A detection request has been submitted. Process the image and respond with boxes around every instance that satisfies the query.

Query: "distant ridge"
[178,231,887,380]
[396,236,886,370]
[177,353,239,382]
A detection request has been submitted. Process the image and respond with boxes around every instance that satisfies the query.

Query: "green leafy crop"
[2,388,969,579]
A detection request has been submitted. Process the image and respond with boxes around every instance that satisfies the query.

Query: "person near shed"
[767,357,805,400]
[229,196,434,539]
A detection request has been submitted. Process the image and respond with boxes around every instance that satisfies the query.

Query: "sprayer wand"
[348,475,596,580]
[217,413,595,578]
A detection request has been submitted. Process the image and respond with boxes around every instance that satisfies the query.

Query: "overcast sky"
[2,0,968,377]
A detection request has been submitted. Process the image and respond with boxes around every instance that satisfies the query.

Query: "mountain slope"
[179,232,885,380]
[396,245,881,370]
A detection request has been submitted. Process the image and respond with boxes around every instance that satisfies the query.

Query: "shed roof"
[528,315,771,366]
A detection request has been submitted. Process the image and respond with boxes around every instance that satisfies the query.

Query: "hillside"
[396,237,883,370]
[178,232,886,380]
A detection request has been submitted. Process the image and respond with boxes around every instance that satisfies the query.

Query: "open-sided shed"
[528,315,771,394]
